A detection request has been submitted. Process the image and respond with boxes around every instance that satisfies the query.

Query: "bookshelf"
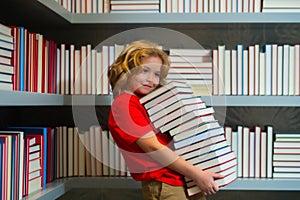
[1,0,300,200]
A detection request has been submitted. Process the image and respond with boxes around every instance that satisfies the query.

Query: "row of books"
[0,23,114,95]
[55,0,263,13]
[0,125,129,200]
[55,0,110,13]
[213,44,300,96]
[224,125,274,178]
[1,123,299,199]
[3,20,300,97]
[54,126,128,179]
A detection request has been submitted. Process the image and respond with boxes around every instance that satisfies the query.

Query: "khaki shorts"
[141,180,206,200]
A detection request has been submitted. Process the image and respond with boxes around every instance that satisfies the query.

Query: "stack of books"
[273,132,300,178]
[140,81,237,197]
[0,23,14,91]
[167,48,212,96]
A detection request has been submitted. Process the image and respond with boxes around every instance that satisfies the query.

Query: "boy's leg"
[142,180,206,200]
[142,181,189,200]
[141,180,162,200]
[160,182,188,200]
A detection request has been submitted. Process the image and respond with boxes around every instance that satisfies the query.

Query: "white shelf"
[38,0,300,24]
[1,90,300,106]
[222,178,300,191]
[201,96,300,107]
[23,177,300,199]
[0,90,112,106]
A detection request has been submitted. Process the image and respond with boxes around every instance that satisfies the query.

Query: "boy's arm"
[136,131,223,196]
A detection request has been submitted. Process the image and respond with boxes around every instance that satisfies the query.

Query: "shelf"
[201,96,300,107]
[24,177,300,199]
[1,90,300,106]
[0,90,112,106]
[38,0,300,24]
[222,178,300,191]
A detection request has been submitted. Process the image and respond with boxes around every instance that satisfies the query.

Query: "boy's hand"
[194,171,223,196]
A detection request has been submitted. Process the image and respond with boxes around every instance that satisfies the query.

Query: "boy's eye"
[143,68,149,73]
[155,73,160,77]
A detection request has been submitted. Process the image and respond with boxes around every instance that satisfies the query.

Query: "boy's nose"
[147,73,155,82]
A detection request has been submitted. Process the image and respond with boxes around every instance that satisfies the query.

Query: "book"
[261,131,267,178]
[169,62,212,68]
[0,23,12,36]
[149,97,204,122]
[186,162,237,187]
[169,55,211,63]
[274,148,300,154]
[159,108,215,134]
[68,127,74,177]
[186,172,237,196]
[174,126,225,149]
[168,67,212,74]
[152,102,206,129]
[187,145,232,165]
[73,127,79,176]
[170,115,218,136]
[166,73,212,80]
[175,134,226,156]
[181,140,230,161]
[254,126,261,178]
[274,141,300,148]
[273,154,300,161]
[273,172,300,178]
[94,126,103,176]
[139,81,191,104]
[84,130,92,176]
[0,135,9,200]
[273,166,300,173]
[266,126,273,178]
[0,81,13,90]
[147,93,196,116]
[276,133,300,138]
[144,85,193,109]
[169,48,211,56]
[0,72,13,83]
[273,161,300,167]
[172,121,221,142]
[263,0,300,8]
[242,127,251,177]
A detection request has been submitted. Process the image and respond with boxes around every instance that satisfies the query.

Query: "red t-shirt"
[108,92,185,186]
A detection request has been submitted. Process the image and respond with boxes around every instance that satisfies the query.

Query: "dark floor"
[57,189,300,200]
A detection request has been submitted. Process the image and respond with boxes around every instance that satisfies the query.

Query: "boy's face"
[127,56,162,96]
